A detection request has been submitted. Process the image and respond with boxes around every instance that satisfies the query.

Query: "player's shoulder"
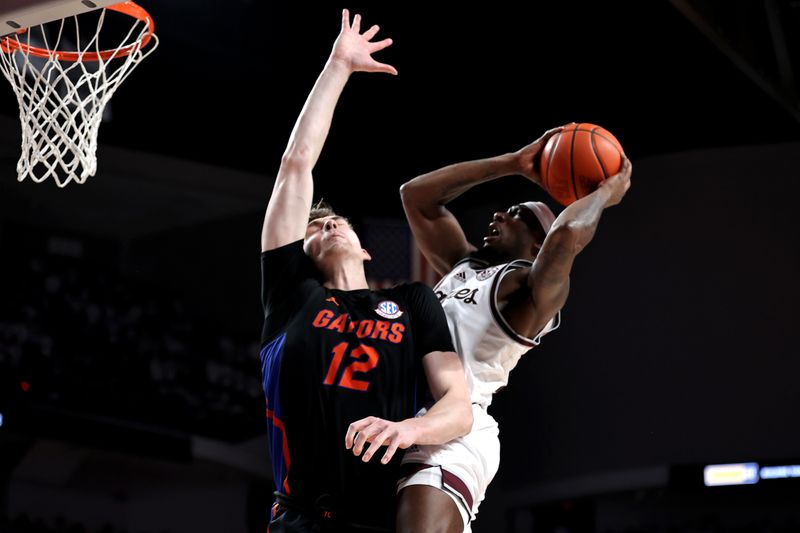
[396,281,435,294]
[261,238,305,258]
[477,258,532,278]
[381,282,437,303]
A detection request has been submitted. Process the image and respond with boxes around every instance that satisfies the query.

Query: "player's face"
[303,215,365,262]
[482,204,544,259]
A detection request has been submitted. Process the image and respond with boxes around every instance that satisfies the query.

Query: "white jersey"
[398,256,561,527]
[434,257,560,407]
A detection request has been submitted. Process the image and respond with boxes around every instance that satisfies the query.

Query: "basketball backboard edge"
[1,0,122,37]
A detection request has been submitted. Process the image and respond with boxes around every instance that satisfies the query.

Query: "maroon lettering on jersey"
[452,288,478,304]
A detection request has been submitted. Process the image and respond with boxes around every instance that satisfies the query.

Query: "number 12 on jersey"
[323,342,380,392]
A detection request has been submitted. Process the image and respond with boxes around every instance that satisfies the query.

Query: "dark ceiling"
[1,1,799,222]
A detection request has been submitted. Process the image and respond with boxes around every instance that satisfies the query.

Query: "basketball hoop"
[0,2,158,187]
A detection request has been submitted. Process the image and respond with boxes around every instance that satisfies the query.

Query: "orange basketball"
[538,123,625,206]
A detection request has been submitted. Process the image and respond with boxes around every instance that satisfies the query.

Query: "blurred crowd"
[0,251,264,441]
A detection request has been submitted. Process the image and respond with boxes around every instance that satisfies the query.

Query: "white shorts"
[397,404,500,530]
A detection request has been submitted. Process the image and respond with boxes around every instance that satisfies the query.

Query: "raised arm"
[501,157,633,338]
[399,127,562,274]
[261,10,397,252]
[344,350,472,464]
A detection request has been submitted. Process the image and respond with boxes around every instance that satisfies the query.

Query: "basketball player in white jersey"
[393,126,632,532]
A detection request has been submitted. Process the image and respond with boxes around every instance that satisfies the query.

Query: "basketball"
[538,123,625,206]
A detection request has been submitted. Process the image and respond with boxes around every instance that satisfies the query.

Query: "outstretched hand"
[330,9,398,76]
[345,416,418,465]
[514,124,568,187]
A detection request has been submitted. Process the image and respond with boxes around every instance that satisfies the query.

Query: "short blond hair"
[308,199,337,224]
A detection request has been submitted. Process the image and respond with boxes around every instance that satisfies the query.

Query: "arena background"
[1,1,799,532]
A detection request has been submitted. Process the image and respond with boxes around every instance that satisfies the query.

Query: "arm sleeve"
[405,282,455,360]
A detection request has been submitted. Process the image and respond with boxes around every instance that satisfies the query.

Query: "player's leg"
[396,484,464,533]
[396,406,500,533]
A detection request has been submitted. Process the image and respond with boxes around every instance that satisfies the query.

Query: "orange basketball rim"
[0,1,155,62]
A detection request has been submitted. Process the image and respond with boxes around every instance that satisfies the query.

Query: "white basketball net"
[0,9,158,187]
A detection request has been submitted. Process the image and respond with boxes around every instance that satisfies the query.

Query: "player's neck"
[472,245,535,265]
[320,261,370,291]
[471,246,512,266]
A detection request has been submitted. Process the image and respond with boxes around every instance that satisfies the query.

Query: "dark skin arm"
[401,126,632,339]
[399,127,562,275]
[499,158,632,338]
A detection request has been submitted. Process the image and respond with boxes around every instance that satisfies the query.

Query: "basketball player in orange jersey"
[260,10,473,532]
[393,128,632,532]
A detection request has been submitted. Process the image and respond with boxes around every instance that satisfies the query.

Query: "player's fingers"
[352,427,372,455]
[620,156,632,176]
[380,438,402,465]
[363,24,380,41]
[353,423,383,455]
[341,9,350,30]
[352,13,361,33]
[345,417,374,449]
[609,157,632,184]
[362,429,393,463]
[370,61,398,76]
[368,38,393,53]
[538,125,564,144]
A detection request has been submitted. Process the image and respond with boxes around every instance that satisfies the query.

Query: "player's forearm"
[524,181,614,306]
[549,184,613,253]
[408,387,473,445]
[400,152,520,208]
[282,59,351,171]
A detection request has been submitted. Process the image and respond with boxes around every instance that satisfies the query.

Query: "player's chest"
[300,294,409,344]
[287,294,414,392]
[434,267,500,308]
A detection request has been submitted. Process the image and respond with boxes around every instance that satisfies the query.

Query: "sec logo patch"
[375,300,403,319]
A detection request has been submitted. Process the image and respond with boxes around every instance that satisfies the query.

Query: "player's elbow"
[400,174,435,200]
[448,388,473,438]
[281,143,314,172]
[550,220,596,254]
[457,401,474,437]
[399,181,418,204]
[400,181,442,218]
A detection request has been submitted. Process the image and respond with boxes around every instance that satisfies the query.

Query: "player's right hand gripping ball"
[538,123,625,206]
